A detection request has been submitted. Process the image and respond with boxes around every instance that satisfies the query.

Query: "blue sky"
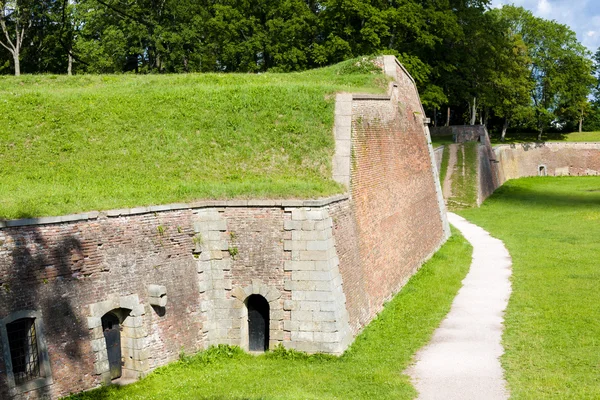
[490,0,600,53]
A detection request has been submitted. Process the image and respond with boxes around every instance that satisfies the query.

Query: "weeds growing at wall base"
[65,228,472,400]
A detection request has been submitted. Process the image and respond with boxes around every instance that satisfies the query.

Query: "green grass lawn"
[66,228,472,400]
[0,59,387,220]
[430,134,454,146]
[459,177,600,399]
[489,131,600,144]
[446,142,478,210]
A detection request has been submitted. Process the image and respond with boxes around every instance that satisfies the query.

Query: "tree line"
[1,0,599,137]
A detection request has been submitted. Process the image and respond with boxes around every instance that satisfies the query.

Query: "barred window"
[7,318,41,385]
[0,310,52,394]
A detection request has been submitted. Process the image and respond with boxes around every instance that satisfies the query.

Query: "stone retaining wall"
[476,142,600,204]
[0,198,358,399]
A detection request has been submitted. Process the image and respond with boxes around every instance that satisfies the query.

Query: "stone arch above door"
[86,294,148,384]
[231,283,284,351]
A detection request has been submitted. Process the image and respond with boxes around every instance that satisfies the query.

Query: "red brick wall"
[226,208,288,293]
[335,86,446,334]
[494,143,600,182]
[0,206,303,398]
[0,211,203,399]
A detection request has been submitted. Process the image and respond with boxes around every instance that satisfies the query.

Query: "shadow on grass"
[489,131,568,144]
[73,386,261,400]
[486,180,600,209]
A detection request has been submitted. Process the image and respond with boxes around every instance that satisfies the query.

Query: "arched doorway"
[246,295,270,352]
[101,312,121,380]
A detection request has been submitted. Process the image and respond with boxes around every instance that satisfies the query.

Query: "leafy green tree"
[500,6,593,139]
[485,8,533,140]
[0,0,35,75]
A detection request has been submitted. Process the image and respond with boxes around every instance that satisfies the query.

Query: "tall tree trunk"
[484,108,489,127]
[13,53,20,76]
[433,107,438,127]
[579,107,584,133]
[501,118,509,142]
[68,53,73,76]
[446,107,451,126]
[538,126,543,141]
[470,97,477,125]
[0,12,29,77]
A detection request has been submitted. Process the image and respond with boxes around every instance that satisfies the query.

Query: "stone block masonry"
[283,207,352,354]
[0,197,361,398]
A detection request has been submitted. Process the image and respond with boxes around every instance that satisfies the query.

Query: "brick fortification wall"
[477,142,600,203]
[0,56,449,399]
[331,56,449,333]
[0,210,203,399]
[0,198,355,399]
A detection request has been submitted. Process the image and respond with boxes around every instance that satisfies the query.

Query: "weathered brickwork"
[0,200,361,398]
[0,210,202,399]
[493,142,600,181]
[476,142,600,204]
[329,56,449,335]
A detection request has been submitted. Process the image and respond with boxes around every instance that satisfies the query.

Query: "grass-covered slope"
[489,131,600,144]
[459,177,600,399]
[67,228,472,400]
[0,60,387,219]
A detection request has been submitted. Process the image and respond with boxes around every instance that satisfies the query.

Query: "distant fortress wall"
[479,142,600,204]
[434,138,600,206]
[0,56,449,399]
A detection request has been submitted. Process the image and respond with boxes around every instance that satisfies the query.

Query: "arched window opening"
[538,165,547,176]
[246,295,270,352]
[102,312,122,380]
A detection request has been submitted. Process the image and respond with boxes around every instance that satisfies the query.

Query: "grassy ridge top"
[0,60,387,219]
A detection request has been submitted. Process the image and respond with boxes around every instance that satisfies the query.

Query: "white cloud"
[491,0,600,52]
[537,0,552,16]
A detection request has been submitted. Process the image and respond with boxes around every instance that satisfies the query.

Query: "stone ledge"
[0,195,350,229]
[352,94,391,101]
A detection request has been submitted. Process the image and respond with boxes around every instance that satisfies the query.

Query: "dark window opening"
[102,312,122,380]
[539,165,547,176]
[247,295,270,352]
[7,318,41,385]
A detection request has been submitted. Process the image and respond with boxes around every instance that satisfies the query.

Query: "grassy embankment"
[431,131,600,147]
[438,145,450,187]
[441,142,478,210]
[489,131,600,144]
[430,134,454,147]
[67,228,472,400]
[459,177,600,399]
[0,60,387,220]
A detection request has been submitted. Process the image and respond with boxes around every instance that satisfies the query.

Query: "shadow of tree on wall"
[1,225,90,398]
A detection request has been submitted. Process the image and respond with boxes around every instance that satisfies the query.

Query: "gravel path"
[406,212,512,400]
